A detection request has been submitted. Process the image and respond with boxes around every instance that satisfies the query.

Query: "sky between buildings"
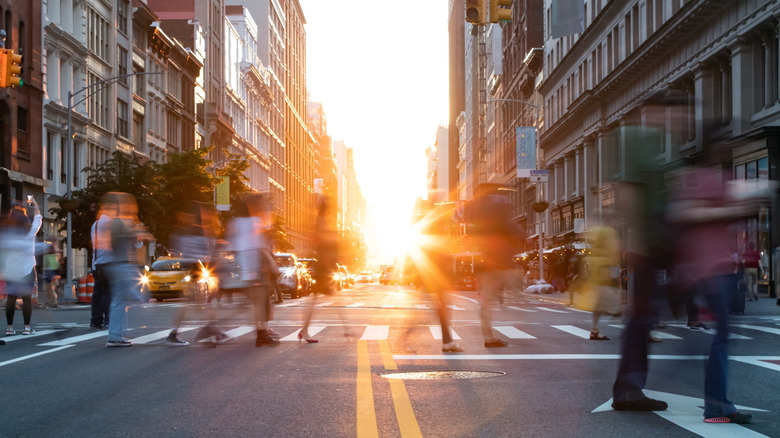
[302,0,450,264]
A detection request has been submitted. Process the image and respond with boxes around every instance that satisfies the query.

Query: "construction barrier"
[86,273,94,304]
[77,276,90,304]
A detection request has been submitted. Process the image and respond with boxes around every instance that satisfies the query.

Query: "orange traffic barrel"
[77,277,89,304]
[85,273,94,304]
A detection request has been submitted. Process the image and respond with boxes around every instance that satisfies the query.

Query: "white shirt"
[0,214,42,281]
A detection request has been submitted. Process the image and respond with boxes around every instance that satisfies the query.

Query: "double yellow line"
[356,340,422,438]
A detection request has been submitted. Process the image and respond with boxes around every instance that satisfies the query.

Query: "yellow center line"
[380,341,423,438]
[356,340,378,438]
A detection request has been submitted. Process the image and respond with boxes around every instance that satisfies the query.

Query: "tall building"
[228,0,288,232]
[496,0,544,242]
[426,126,450,204]
[225,5,273,192]
[282,0,314,256]
[40,0,82,240]
[539,0,780,292]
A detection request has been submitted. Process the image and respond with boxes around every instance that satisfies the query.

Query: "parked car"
[274,253,308,298]
[297,258,317,291]
[337,264,351,289]
[379,266,400,285]
[357,271,375,283]
[141,257,217,302]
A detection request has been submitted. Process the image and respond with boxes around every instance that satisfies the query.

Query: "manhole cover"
[380,371,505,380]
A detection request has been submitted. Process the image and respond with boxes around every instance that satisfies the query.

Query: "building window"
[16,106,29,158]
[117,0,128,34]
[117,46,128,86]
[87,72,108,128]
[133,111,144,147]
[60,136,66,184]
[87,8,109,61]
[46,132,54,180]
[117,100,129,139]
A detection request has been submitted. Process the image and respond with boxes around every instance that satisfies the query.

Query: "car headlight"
[282,270,294,278]
[184,275,191,282]
[141,276,149,284]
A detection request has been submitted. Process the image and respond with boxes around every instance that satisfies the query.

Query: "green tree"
[156,148,218,246]
[49,151,162,251]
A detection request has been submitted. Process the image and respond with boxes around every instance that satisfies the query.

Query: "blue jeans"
[106,263,142,342]
[701,274,737,418]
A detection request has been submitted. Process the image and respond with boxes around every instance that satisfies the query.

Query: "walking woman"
[1,197,42,336]
[105,192,153,347]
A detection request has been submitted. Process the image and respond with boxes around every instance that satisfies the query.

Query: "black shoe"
[484,339,507,348]
[255,330,280,347]
[612,397,668,411]
[165,332,190,346]
[704,411,753,424]
[590,331,611,340]
[0,339,5,345]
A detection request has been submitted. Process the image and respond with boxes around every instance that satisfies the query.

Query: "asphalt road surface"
[1,283,778,437]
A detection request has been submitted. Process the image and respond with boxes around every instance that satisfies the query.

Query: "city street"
[1,284,778,437]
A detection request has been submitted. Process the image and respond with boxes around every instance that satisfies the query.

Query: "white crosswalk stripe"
[2,330,62,342]
[667,324,753,340]
[38,330,109,346]
[429,326,462,340]
[360,325,389,340]
[537,307,569,313]
[552,325,592,339]
[346,303,365,308]
[608,325,683,340]
[9,320,778,351]
[131,326,198,344]
[732,324,780,336]
[280,326,326,342]
[508,306,536,312]
[493,326,536,339]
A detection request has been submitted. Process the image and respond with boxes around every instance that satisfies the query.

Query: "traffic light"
[465,0,487,24]
[0,50,6,88]
[4,50,22,87]
[490,0,512,23]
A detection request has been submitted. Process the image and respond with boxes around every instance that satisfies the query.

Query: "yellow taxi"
[141,257,216,302]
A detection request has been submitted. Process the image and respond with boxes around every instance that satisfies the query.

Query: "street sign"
[574,218,585,234]
[529,169,548,182]
[216,176,230,211]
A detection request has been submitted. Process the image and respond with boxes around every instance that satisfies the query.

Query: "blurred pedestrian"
[1,197,42,336]
[582,212,623,341]
[90,198,116,329]
[741,241,762,301]
[42,246,61,308]
[468,184,526,348]
[666,165,757,424]
[226,194,279,346]
[299,195,339,344]
[105,192,153,347]
[609,96,680,412]
[416,200,463,352]
[166,202,221,346]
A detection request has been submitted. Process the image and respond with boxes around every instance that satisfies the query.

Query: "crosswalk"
[4,320,777,349]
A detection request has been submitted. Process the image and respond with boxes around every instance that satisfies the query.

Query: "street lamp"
[487,98,547,283]
[64,72,161,298]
